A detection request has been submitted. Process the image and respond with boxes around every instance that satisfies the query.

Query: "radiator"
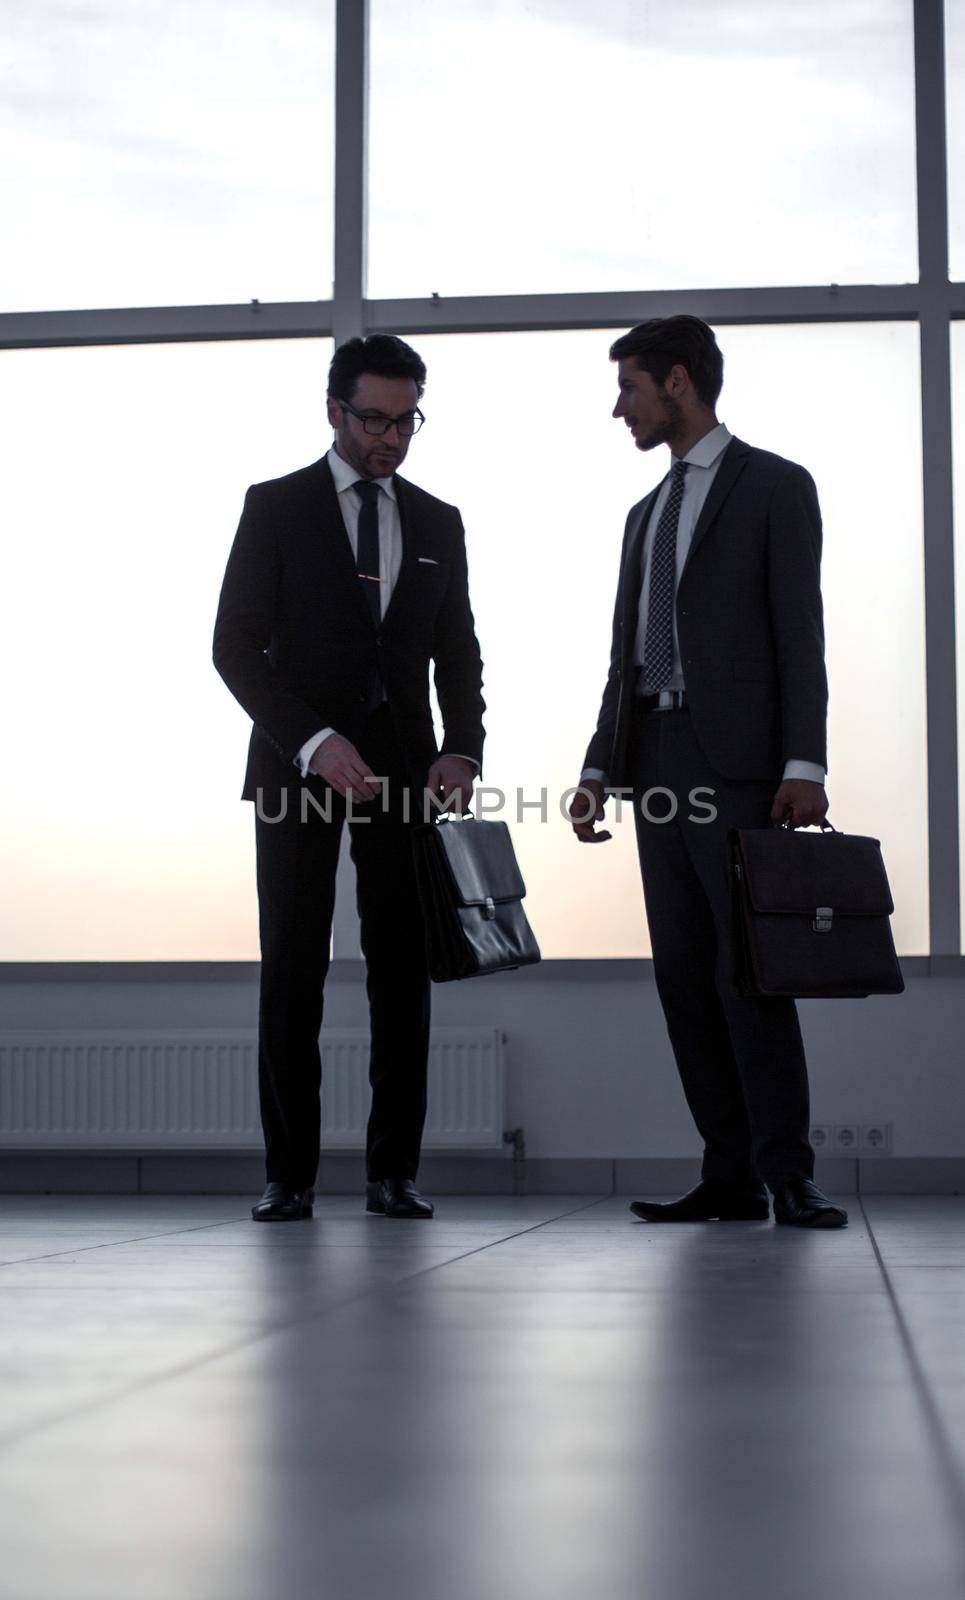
[0,1028,506,1151]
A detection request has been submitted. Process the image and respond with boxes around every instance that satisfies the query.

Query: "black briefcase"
[729,824,904,999]
[411,816,541,982]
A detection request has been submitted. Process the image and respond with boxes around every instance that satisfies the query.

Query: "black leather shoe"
[366,1178,434,1219]
[772,1178,848,1228]
[251,1182,314,1221]
[630,1179,770,1222]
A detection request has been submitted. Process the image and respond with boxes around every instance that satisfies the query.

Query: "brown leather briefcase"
[729,824,904,999]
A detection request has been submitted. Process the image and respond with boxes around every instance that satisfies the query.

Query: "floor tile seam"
[0,1216,258,1267]
[0,1203,611,1273]
[0,1256,480,1456]
[857,1194,965,1557]
[359,1195,616,1286]
[0,1198,607,1269]
[0,1198,609,1455]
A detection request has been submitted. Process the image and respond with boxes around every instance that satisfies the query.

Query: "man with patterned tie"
[569,317,846,1229]
[213,335,485,1222]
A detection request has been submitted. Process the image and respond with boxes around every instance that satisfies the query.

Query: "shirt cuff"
[580,768,608,786]
[782,759,826,785]
[446,754,480,772]
[295,728,336,777]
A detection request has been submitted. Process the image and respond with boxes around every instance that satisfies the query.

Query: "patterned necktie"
[354,478,382,625]
[642,458,688,691]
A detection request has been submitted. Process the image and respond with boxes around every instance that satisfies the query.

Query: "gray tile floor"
[1,1193,964,1600]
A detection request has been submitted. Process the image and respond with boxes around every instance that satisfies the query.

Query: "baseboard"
[1,1151,963,1195]
[855,1157,965,1193]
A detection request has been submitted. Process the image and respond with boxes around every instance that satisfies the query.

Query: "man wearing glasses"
[214,335,485,1222]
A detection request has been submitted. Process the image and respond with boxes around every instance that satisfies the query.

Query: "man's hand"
[771,778,829,829]
[568,778,612,844]
[308,734,383,802]
[426,755,476,815]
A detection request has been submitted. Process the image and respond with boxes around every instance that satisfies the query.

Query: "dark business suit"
[584,436,827,1189]
[213,454,485,1188]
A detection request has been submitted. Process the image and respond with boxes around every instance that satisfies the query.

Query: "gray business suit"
[584,436,828,1189]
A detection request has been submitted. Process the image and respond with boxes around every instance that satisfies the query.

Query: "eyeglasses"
[340,401,425,437]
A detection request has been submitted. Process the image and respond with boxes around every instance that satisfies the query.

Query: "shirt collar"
[327,444,398,501]
[673,421,732,471]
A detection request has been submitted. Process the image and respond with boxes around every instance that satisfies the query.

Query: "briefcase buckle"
[813,906,833,933]
[483,896,496,920]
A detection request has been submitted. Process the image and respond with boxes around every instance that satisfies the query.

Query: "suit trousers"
[630,703,815,1190]
[254,705,431,1188]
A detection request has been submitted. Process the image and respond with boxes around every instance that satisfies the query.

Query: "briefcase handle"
[777,817,837,832]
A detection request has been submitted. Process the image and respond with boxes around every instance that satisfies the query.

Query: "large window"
[0,1,336,311]
[369,0,917,297]
[1,1,959,963]
[948,0,965,279]
[0,338,332,960]
[409,323,928,958]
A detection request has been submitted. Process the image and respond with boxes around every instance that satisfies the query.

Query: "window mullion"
[915,0,959,956]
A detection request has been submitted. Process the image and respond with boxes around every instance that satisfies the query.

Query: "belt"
[636,689,688,713]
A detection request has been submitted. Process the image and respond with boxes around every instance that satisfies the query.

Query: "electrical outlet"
[833,1124,860,1153]
[809,1124,832,1152]
[860,1123,892,1154]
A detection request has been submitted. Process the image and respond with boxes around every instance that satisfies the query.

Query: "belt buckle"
[658,689,684,711]
[637,688,683,714]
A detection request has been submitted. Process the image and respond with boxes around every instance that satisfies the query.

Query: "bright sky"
[368,0,918,296]
[0,0,924,309]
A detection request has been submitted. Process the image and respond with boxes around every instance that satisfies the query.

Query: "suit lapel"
[381,474,415,629]
[680,436,751,578]
[621,486,660,634]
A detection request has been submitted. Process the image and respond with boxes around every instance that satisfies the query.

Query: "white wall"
[0,965,959,1161]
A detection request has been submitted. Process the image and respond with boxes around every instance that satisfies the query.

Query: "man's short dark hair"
[327,334,427,405]
[609,316,723,408]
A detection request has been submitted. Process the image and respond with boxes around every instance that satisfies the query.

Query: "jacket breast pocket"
[415,557,449,590]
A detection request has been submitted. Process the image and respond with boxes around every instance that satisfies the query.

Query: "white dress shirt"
[294,446,401,778]
[295,445,477,779]
[584,422,825,788]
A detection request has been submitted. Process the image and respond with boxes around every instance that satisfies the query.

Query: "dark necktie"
[354,478,382,625]
[642,458,688,691]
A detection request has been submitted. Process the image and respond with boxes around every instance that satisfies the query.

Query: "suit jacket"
[583,436,827,786]
[213,455,485,800]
